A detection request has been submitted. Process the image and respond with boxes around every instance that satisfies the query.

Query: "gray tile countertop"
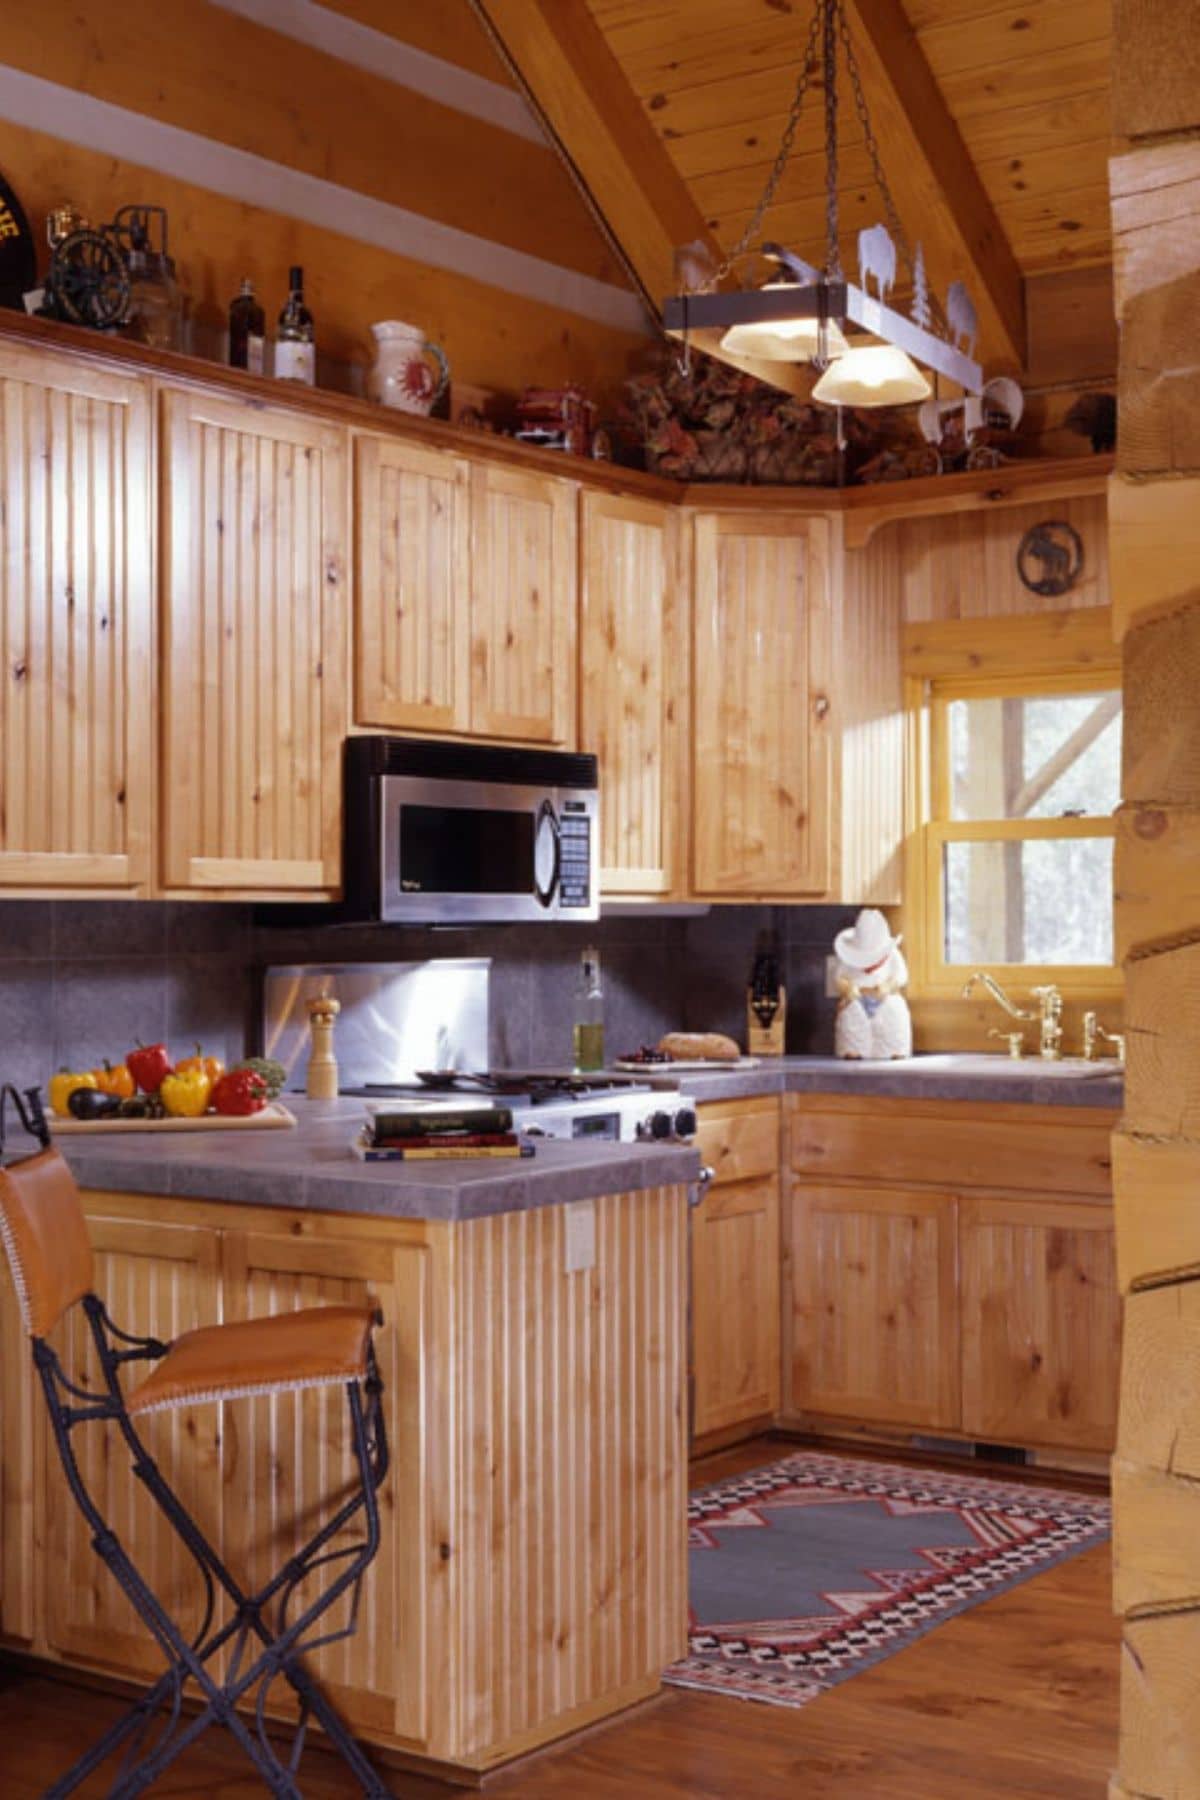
[37,1055,1120,1225]
[667,1052,1124,1109]
[46,1096,702,1224]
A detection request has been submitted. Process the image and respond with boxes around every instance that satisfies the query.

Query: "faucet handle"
[1083,1011,1125,1065]
[988,1028,1025,1060]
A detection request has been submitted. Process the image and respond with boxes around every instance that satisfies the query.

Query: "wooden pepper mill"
[305,995,341,1099]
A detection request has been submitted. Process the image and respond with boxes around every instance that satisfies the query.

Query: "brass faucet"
[961,972,1064,1060]
[1082,1011,1126,1065]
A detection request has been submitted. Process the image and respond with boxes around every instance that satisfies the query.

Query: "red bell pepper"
[210,1069,269,1117]
[126,1041,173,1095]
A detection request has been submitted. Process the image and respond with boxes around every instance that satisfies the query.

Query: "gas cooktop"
[340,1071,695,1144]
[340,1070,672,1106]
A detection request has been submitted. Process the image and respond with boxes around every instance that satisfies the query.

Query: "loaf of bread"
[656,1031,741,1063]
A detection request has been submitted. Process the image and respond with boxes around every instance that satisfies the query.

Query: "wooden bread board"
[50,1102,297,1134]
[612,1056,762,1072]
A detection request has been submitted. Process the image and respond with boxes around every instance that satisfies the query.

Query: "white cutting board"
[612,1056,762,1072]
[50,1102,297,1134]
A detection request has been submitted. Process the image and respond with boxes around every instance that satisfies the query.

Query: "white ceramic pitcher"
[367,320,450,415]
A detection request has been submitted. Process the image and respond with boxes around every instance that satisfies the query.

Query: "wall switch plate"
[564,1199,596,1273]
[825,955,841,999]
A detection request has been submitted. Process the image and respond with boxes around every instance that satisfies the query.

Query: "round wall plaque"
[1017,519,1084,597]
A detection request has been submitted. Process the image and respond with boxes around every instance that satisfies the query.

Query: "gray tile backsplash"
[0,898,854,1088]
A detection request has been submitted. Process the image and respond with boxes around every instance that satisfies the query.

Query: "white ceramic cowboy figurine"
[833,909,913,1061]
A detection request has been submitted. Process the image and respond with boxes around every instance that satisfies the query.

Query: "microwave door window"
[399,803,535,895]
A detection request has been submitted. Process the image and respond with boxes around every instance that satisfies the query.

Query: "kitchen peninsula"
[0,1107,698,1780]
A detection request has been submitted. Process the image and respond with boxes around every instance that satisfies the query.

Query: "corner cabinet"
[579,491,685,896]
[159,387,348,896]
[784,1096,1122,1458]
[0,343,154,893]
[691,513,833,898]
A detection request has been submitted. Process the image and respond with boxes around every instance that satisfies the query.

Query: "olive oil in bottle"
[572,945,605,1072]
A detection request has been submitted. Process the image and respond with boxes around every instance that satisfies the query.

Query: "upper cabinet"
[469,464,575,745]
[354,446,575,748]
[355,434,471,736]
[160,387,348,896]
[0,343,153,893]
[579,491,685,897]
[692,513,833,899]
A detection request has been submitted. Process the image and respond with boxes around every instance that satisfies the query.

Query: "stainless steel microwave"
[342,736,599,923]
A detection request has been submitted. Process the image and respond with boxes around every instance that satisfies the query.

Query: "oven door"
[379,774,594,922]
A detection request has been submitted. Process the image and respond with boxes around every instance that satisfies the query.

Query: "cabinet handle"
[813,694,830,721]
[689,1165,715,1208]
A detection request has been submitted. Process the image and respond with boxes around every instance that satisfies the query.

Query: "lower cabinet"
[788,1184,959,1431]
[785,1097,1122,1457]
[692,1099,781,1440]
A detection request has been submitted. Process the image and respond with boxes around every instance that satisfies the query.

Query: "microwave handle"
[533,799,561,908]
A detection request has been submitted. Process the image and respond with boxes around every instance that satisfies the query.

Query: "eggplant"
[67,1087,123,1121]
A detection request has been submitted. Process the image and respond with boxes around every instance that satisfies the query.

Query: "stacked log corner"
[1110,7,1200,1793]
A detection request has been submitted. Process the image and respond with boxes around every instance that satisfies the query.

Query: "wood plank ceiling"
[583,0,1113,372]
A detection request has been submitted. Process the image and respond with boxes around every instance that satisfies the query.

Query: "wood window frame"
[902,608,1122,1002]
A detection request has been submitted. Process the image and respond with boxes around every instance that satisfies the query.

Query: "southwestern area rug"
[664,1449,1111,1710]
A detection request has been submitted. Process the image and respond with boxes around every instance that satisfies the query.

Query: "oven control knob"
[646,1110,673,1140]
[673,1107,697,1140]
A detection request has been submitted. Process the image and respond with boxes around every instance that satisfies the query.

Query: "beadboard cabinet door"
[0,345,153,892]
[960,1196,1120,1452]
[470,464,575,745]
[692,513,832,897]
[160,389,347,894]
[355,434,471,735]
[579,491,684,896]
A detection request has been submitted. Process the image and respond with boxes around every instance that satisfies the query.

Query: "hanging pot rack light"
[661,0,982,407]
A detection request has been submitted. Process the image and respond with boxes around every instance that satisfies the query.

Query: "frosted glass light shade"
[812,344,931,407]
[719,285,850,362]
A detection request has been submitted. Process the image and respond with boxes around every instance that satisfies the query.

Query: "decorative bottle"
[572,946,605,1072]
[229,276,265,374]
[274,265,315,384]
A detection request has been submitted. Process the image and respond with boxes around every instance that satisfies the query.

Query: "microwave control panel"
[559,801,593,908]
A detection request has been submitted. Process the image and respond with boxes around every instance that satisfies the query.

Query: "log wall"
[1108,6,1200,1793]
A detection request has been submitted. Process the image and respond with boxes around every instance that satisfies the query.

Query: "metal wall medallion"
[1017,519,1084,597]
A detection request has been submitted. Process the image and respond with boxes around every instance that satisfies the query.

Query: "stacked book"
[353,1103,534,1162]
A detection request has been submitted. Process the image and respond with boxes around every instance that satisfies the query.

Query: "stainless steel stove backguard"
[262,960,490,1091]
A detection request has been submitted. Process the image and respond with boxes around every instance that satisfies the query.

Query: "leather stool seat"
[127,1304,379,1415]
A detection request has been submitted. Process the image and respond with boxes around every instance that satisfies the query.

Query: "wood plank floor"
[0,1441,1118,1799]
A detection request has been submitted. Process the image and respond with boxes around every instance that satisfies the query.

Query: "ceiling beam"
[470,0,721,318]
[847,0,1027,369]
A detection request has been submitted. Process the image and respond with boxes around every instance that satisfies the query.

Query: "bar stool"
[0,1084,393,1799]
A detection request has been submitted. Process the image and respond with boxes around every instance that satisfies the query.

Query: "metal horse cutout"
[857,224,897,302]
[946,281,978,358]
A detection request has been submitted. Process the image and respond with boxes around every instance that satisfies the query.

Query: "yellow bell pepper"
[49,1068,98,1117]
[159,1067,213,1118]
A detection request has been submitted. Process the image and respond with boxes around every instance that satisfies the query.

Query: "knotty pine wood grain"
[0,344,153,893]
[469,463,576,747]
[578,490,683,896]
[159,385,348,896]
[355,433,473,736]
[691,513,832,899]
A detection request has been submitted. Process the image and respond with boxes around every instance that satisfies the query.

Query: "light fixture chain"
[836,0,949,334]
[823,0,842,277]
[714,0,826,283]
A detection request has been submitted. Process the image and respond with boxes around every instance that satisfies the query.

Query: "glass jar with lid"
[114,206,184,351]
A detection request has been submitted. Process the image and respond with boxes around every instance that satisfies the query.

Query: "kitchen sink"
[907,1053,1121,1079]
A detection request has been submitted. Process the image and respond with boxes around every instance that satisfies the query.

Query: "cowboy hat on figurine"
[833,909,913,1061]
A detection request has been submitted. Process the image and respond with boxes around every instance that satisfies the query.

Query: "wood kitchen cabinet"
[960,1195,1121,1452]
[579,491,685,896]
[160,387,348,896]
[355,434,472,736]
[469,462,575,745]
[785,1096,1122,1458]
[691,513,833,898]
[692,1099,782,1442]
[788,1182,960,1430]
[0,342,153,893]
